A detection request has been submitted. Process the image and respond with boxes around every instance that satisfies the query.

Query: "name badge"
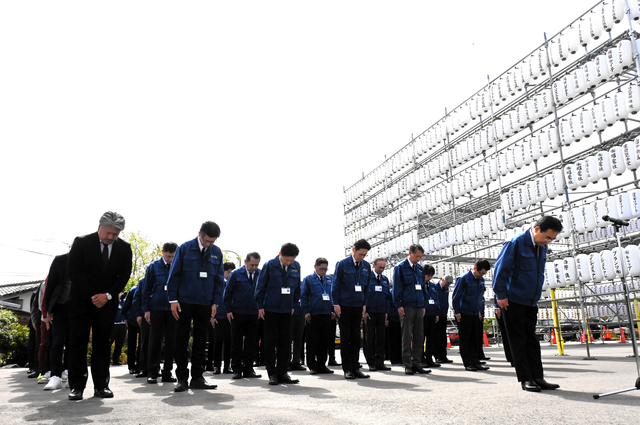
[199,271,208,279]
[375,285,382,292]
[354,286,362,292]
[429,299,435,304]
[164,285,167,291]
[415,284,421,291]
[281,287,290,295]
[322,294,330,301]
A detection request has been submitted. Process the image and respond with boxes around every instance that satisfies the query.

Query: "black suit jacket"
[67,232,133,318]
[44,253,69,314]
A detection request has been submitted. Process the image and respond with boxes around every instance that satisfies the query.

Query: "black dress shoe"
[436,358,454,364]
[28,371,39,379]
[425,361,441,368]
[318,367,334,374]
[135,372,147,378]
[479,361,486,365]
[465,366,478,371]
[521,380,542,392]
[474,364,490,371]
[534,378,560,390]
[405,367,415,375]
[375,365,391,371]
[244,370,261,378]
[174,380,189,392]
[223,366,233,374]
[278,374,299,384]
[68,389,84,400]
[480,356,491,361]
[190,377,217,390]
[413,366,432,374]
[128,369,137,375]
[268,375,279,385]
[213,367,221,375]
[232,371,243,379]
[328,360,341,366]
[344,371,356,380]
[290,363,306,371]
[354,370,370,379]
[162,375,177,383]
[94,388,113,398]
[368,365,377,371]
[309,368,319,375]
[147,376,157,384]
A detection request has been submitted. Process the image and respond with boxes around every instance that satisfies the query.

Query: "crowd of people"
[24,212,564,400]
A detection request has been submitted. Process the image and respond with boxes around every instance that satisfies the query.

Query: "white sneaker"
[61,370,68,381]
[37,371,51,384]
[44,376,62,390]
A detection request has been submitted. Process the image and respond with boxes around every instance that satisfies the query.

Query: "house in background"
[0,281,43,325]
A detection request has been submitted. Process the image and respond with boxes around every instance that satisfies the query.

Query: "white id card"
[375,285,382,292]
[429,299,435,304]
[322,294,330,301]
[415,284,421,290]
[281,287,291,294]
[199,271,208,278]
[164,285,167,291]
[354,286,362,292]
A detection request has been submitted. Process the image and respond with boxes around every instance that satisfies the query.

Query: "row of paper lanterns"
[421,210,506,254]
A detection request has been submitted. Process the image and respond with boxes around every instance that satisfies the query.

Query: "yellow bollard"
[550,289,565,355]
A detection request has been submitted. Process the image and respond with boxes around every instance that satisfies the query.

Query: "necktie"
[282,265,286,278]
[412,264,416,272]
[320,276,324,283]
[534,244,540,259]
[201,247,206,258]
[249,273,253,284]
[102,243,109,269]
[354,261,359,269]
[377,274,381,283]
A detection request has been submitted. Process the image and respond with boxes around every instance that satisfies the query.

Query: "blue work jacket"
[167,237,224,307]
[215,279,229,319]
[142,258,171,312]
[452,270,485,315]
[300,273,334,316]
[392,258,427,308]
[364,272,391,314]
[331,256,370,307]
[132,278,145,318]
[424,281,441,316]
[224,266,260,315]
[254,255,301,314]
[493,229,547,307]
[122,285,139,326]
[436,282,450,317]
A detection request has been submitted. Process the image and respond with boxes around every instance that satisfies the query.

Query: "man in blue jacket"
[300,257,335,375]
[224,252,262,379]
[422,264,441,368]
[364,258,392,372]
[333,239,372,380]
[452,259,490,372]
[133,277,150,378]
[393,244,430,375]
[121,286,140,374]
[168,221,224,392]
[209,262,235,375]
[254,243,301,385]
[142,242,178,384]
[493,215,562,392]
[434,275,453,364]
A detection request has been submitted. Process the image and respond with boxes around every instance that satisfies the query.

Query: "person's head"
[162,242,178,265]
[199,221,221,248]
[473,259,491,278]
[314,257,329,277]
[408,244,424,264]
[372,258,386,275]
[442,275,454,288]
[98,211,126,245]
[352,239,371,262]
[245,252,261,273]
[224,261,236,280]
[532,216,563,246]
[423,264,435,280]
[279,243,299,267]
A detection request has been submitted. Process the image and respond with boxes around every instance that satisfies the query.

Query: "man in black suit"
[66,211,133,400]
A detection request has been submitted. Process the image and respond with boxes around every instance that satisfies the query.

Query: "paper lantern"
[596,150,612,178]
[579,108,594,138]
[563,257,577,286]
[594,199,609,227]
[475,218,483,240]
[614,90,629,121]
[589,10,603,40]
[601,2,615,32]
[538,131,551,157]
[583,60,598,89]
[564,164,578,191]
[513,144,525,169]
[630,189,640,217]
[541,88,555,116]
[575,254,591,283]
[575,160,588,188]
[595,54,611,83]
[564,74,576,101]
[607,47,624,78]
[501,192,513,214]
[572,68,588,95]
[591,103,607,133]
[625,245,640,276]
[582,203,597,232]
[602,96,616,126]
[511,187,521,211]
[617,192,633,220]
[558,211,571,239]
[535,48,549,78]
[612,247,625,277]
[482,215,491,237]
[489,211,498,233]
[495,209,505,231]
[553,260,566,286]
[605,195,621,219]
[630,1,640,20]
[491,81,501,107]
[571,208,586,233]
[488,158,498,181]
[546,263,558,289]
[627,83,640,114]
[548,127,560,153]
[600,250,616,280]
[493,120,505,142]
[609,146,626,175]
[617,39,633,70]
[589,252,604,281]
[524,99,536,124]
[535,177,547,202]
[585,155,600,183]
[526,181,536,206]
[553,80,568,106]
[623,141,640,171]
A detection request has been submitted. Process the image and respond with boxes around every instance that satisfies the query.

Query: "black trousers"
[306,314,332,370]
[423,315,437,362]
[206,324,215,367]
[68,307,115,391]
[338,306,362,373]
[50,303,70,377]
[289,314,306,365]
[496,312,513,363]
[147,309,177,376]
[385,319,402,365]
[109,323,127,363]
[174,302,210,382]
[126,324,140,371]
[434,315,449,360]
[264,311,292,377]
[255,318,265,365]
[502,302,543,382]
[478,318,486,359]
[230,313,258,373]
[458,314,480,367]
[138,318,150,373]
[328,317,337,362]
[364,312,386,367]
[27,320,39,371]
[213,318,231,368]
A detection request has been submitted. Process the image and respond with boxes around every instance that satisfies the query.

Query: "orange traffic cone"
[551,329,557,345]
[483,331,489,347]
[580,329,586,343]
[619,327,627,343]
[447,335,452,348]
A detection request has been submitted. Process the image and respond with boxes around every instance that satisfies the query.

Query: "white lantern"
[605,195,621,219]
[595,54,611,83]
[602,95,616,126]
[582,203,597,232]
[627,82,640,114]
[559,119,573,146]
[612,247,625,277]
[614,90,629,121]
[600,250,616,280]
[546,263,558,288]
[548,127,560,153]
[575,254,591,283]
[607,47,624,78]
[526,181,536,206]
[563,257,577,286]
[482,215,491,237]
[591,102,607,133]
[617,192,633,220]
[496,209,505,230]
[501,192,514,214]
[585,155,600,183]
[596,150,612,178]
[553,260,566,287]
[571,208,586,233]
[625,245,640,276]
[623,140,640,171]
[630,1,640,21]
[489,211,499,233]
[630,189,640,217]
[575,160,588,188]
[601,2,615,32]
[573,68,588,95]
[617,39,633,71]
[584,60,598,89]
[594,199,609,228]
[535,177,547,203]
[579,108,594,138]
[538,131,550,157]
[513,144,525,169]
[609,146,626,175]
[590,10,603,40]
[553,80,567,106]
[564,164,578,191]
[589,252,604,282]
[558,211,571,238]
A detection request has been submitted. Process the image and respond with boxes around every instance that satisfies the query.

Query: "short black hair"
[162,242,178,253]
[409,244,424,254]
[475,259,491,272]
[246,252,260,262]
[315,257,329,267]
[372,257,386,266]
[354,239,371,251]
[224,262,236,272]
[423,264,435,276]
[200,221,221,238]
[535,215,563,233]
[280,243,299,257]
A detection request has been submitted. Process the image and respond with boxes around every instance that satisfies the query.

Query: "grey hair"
[99,211,126,231]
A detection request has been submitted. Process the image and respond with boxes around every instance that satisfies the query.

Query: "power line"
[0,243,55,257]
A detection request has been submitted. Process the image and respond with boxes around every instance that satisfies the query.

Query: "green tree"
[0,308,29,366]
[121,231,162,292]
[223,250,242,266]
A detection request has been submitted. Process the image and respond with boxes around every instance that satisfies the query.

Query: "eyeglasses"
[317,267,328,271]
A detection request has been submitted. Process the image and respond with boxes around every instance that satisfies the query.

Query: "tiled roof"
[0,280,43,297]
